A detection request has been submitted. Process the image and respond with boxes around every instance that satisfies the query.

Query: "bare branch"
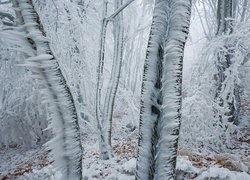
[107,0,134,21]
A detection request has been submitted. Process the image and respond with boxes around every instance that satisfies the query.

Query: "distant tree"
[215,0,242,125]
[179,0,250,154]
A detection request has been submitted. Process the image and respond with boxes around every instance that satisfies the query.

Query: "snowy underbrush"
[177,155,250,180]
[177,154,250,180]
[81,131,137,179]
[0,146,52,179]
[1,84,248,180]
[1,134,249,180]
[0,127,138,180]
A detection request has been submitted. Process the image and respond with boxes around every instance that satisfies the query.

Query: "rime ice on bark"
[136,0,191,179]
[5,0,84,179]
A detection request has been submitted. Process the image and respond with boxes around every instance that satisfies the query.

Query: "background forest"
[0,0,249,179]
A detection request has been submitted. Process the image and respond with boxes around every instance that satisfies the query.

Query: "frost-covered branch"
[106,0,134,20]
[215,0,242,125]
[0,11,15,26]
[51,0,59,32]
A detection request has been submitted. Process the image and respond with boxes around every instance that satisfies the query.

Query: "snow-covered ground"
[0,89,249,179]
[1,114,249,179]
[1,139,249,179]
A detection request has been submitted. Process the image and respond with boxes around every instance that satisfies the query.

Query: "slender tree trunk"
[96,0,112,160]
[103,0,124,147]
[241,0,248,22]
[136,0,191,179]
[217,0,233,35]
[95,0,134,160]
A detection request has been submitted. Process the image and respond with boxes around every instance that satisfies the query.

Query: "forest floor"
[0,116,249,180]
[1,94,250,180]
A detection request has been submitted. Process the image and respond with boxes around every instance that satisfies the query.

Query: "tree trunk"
[136,0,191,179]
[103,0,124,147]
[154,1,191,179]
[95,0,112,160]
[136,0,169,178]
[13,0,83,178]
[95,0,134,160]
[216,0,240,125]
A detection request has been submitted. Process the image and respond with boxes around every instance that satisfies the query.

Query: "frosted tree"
[1,0,83,178]
[179,0,250,153]
[95,0,134,160]
[103,0,124,153]
[216,0,233,35]
[215,0,239,124]
[136,0,192,179]
[214,0,250,125]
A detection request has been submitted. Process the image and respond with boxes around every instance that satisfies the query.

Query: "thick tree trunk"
[136,0,169,178]
[136,0,191,179]
[154,1,191,178]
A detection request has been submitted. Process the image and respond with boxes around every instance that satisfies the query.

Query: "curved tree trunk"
[12,0,83,179]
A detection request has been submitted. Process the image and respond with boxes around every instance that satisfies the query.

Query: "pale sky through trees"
[183,4,207,83]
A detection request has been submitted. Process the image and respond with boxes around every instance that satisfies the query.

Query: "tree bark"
[136,0,191,179]
[95,0,134,160]
[13,0,83,178]
[216,0,240,125]
[103,0,124,147]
